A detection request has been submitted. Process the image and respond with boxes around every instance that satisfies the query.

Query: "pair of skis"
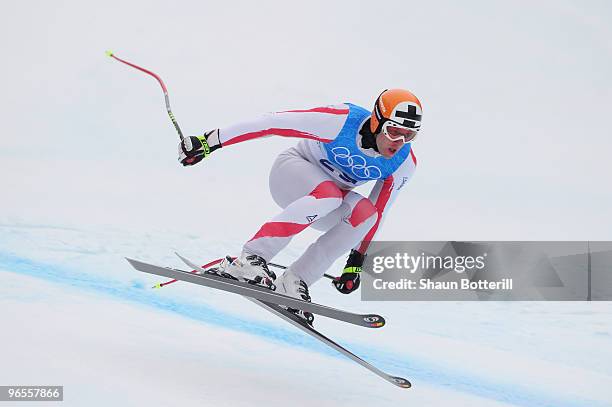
[126,254,411,388]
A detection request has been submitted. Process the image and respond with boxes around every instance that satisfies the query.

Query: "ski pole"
[154,259,337,288]
[105,50,184,141]
[152,258,223,289]
[268,262,336,280]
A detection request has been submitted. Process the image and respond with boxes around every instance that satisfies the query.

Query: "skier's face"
[376,132,405,158]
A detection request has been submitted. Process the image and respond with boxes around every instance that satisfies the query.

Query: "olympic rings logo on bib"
[331,147,382,179]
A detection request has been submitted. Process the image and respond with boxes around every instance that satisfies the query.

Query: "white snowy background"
[1,0,612,406]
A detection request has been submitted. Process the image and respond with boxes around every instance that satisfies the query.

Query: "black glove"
[333,250,365,294]
[178,129,219,166]
[333,272,360,294]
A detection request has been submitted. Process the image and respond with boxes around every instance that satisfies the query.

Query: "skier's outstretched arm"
[178,105,349,166]
[333,149,417,294]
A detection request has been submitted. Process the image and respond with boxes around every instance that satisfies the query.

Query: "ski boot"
[276,269,315,325]
[206,253,276,290]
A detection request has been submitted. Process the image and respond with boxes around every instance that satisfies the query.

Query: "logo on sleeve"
[397,177,409,191]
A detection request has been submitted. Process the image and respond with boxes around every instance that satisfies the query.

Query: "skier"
[178,89,421,323]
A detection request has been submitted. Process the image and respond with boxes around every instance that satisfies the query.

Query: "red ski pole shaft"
[152,258,224,289]
[152,258,335,289]
[106,50,184,141]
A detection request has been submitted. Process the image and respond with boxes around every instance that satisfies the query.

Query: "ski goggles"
[381,120,418,144]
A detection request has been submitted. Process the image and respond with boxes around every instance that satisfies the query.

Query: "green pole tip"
[105,50,114,57]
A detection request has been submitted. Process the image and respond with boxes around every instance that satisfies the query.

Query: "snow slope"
[1,222,611,406]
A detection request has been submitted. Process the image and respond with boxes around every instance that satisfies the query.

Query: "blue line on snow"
[0,251,604,407]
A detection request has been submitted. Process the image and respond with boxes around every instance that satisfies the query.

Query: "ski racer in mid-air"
[178,89,422,324]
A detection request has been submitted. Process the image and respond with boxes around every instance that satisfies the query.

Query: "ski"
[126,256,385,329]
[247,298,411,388]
